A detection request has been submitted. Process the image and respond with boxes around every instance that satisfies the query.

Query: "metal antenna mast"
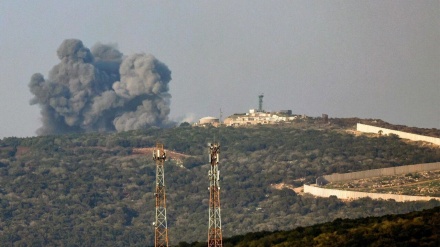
[153,143,168,247]
[208,143,222,247]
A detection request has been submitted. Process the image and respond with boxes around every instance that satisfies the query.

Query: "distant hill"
[0,119,439,245]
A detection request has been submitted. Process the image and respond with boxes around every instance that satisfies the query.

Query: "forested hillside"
[0,121,439,245]
[181,206,440,247]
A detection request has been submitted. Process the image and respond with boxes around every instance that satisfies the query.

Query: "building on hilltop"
[196,116,220,127]
[223,109,298,126]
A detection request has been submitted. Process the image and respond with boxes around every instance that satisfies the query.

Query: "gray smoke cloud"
[29,39,172,135]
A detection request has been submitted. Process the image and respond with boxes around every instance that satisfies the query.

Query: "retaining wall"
[357,123,440,145]
[303,184,440,202]
[322,162,440,182]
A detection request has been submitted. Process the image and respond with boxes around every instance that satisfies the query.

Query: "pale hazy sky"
[0,1,439,138]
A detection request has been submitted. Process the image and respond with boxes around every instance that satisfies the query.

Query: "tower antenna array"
[258,94,264,112]
[153,143,169,247]
[208,143,223,247]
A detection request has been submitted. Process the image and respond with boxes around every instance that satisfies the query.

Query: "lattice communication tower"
[153,143,168,247]
[208,143,222,247]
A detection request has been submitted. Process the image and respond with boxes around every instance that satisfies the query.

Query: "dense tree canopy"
[0,119,439,245]
[182,206,440,247]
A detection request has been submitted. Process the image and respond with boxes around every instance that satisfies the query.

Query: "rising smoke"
[29,39,173,135]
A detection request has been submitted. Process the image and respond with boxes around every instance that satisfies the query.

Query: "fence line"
[321,162,440,183]
[356,123,440,145]
[308,124,440,201]
[303,184,440,202]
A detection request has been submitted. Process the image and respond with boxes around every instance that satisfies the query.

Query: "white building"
[223,110,297,126]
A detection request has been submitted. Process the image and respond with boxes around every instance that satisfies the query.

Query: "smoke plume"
[29,39,172,135]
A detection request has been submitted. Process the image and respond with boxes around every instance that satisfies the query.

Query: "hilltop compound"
[222,94,301,126]
[223,109,300,126]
